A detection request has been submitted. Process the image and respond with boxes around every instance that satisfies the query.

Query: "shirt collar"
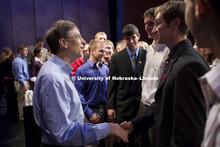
[50,54,73,75]
[151,40,167,52]
[34,57,44,64]
[126,46,139,58]
[87,59,103,68]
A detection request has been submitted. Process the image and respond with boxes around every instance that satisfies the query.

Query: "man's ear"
[171,17,181,30]
[195,0,207,19]
[138,34,141,40]
[59,38,68,48]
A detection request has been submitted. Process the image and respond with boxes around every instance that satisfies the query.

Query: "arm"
[12,60,26,86]
[130,102,155,135]
[107,55,118,120]
[74,69,95,120]
[30,60,37,78]
[39,81,128,146]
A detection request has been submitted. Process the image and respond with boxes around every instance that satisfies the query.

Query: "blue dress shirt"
[33,55,110,146]
[12,56,29,85]
[74,59,109,118]
[126,47,140,63]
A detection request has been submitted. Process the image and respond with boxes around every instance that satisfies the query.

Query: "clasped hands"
[108,121,134,143]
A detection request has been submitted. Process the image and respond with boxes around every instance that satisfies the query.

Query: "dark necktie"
[163,57,169,71]
[131,52,136,71]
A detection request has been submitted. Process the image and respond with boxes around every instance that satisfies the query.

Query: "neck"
[103,57,110,64]
[56,51,79,65]
[166,34,187,50]
[89,56,99,64]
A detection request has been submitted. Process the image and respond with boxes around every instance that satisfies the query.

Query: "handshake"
[108,121,134,143]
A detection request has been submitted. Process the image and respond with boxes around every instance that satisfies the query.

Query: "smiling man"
[33,20,128,147]
[120,1,210,146]
[107,24,146,147]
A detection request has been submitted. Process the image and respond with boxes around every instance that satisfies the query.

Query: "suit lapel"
[135,48,146,74]
[156,40,191,92]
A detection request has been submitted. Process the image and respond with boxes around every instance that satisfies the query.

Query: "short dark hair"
[17,44,27,53]
[34,47,42,56]
[36,38,44,43]
[155,1,189,35]
[143,7,156,18]
[122,24,139,37]
[45,20,78,55]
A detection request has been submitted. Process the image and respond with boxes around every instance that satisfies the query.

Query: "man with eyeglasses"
[136,7,170,147]
[107,24,146,146]
[33,20,128,147]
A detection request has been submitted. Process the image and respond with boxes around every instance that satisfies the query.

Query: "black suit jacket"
[107,48,146,123]
[132,40,209,147]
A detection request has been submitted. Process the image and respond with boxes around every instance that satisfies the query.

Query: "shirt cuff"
[86,107,94,118]
[21,80,26,86]
[95,123,110,140]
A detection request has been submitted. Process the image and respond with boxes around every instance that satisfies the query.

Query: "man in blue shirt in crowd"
[75,39,109,147]
[12,44,29,120]
[33,20,128,147]
[75,39,108,124]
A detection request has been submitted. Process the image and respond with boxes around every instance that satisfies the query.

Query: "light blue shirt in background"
[33,54,110,146]
[12,56,29,85]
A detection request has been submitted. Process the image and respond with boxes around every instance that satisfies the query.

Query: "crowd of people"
[0,0,220,146]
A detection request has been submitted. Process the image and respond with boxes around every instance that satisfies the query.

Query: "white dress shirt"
[141,41,169,106]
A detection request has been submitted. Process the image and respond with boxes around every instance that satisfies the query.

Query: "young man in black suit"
[120,1,210,146]
[107,24,146,146]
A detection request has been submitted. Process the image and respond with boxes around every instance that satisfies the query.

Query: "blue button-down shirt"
[74,59,109,118]
[12,56,29,85]
[33,55,109,146]
[126,47,139,62]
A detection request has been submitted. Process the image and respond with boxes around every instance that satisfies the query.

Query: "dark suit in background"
[107,47,146,146]
[131,39,209,147]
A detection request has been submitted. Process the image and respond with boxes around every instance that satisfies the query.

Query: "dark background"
[1,0,193,53]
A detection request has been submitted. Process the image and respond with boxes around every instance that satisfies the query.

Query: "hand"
[108,109,116,120]
[23,85,29,92]
[89,113,101,123]
[108,123,129,143]
[120,121,134,135]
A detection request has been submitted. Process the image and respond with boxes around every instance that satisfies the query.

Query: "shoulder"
[111,49,127,60]
[75,62,90,75]
[175,47,209,74]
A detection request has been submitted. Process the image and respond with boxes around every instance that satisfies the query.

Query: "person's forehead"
[144,16,155,21]
[68,28,80,35]
[98,34,106,37]
[155,12,163,20]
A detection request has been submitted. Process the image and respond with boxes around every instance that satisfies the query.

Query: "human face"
[144,16,158,39]
[65,28,86,58]
[116,44,124,52]
[91,43,105,62]
[153,12,171,45]
[36,50,43,58]
[184,0,211,48]
[36,42,44,48]
[104,44,113,58]
[20,47,28,57]
[124,34,140,51]
[97,34,107,41]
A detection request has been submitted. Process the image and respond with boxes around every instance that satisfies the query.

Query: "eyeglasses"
[65,35,82,40]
